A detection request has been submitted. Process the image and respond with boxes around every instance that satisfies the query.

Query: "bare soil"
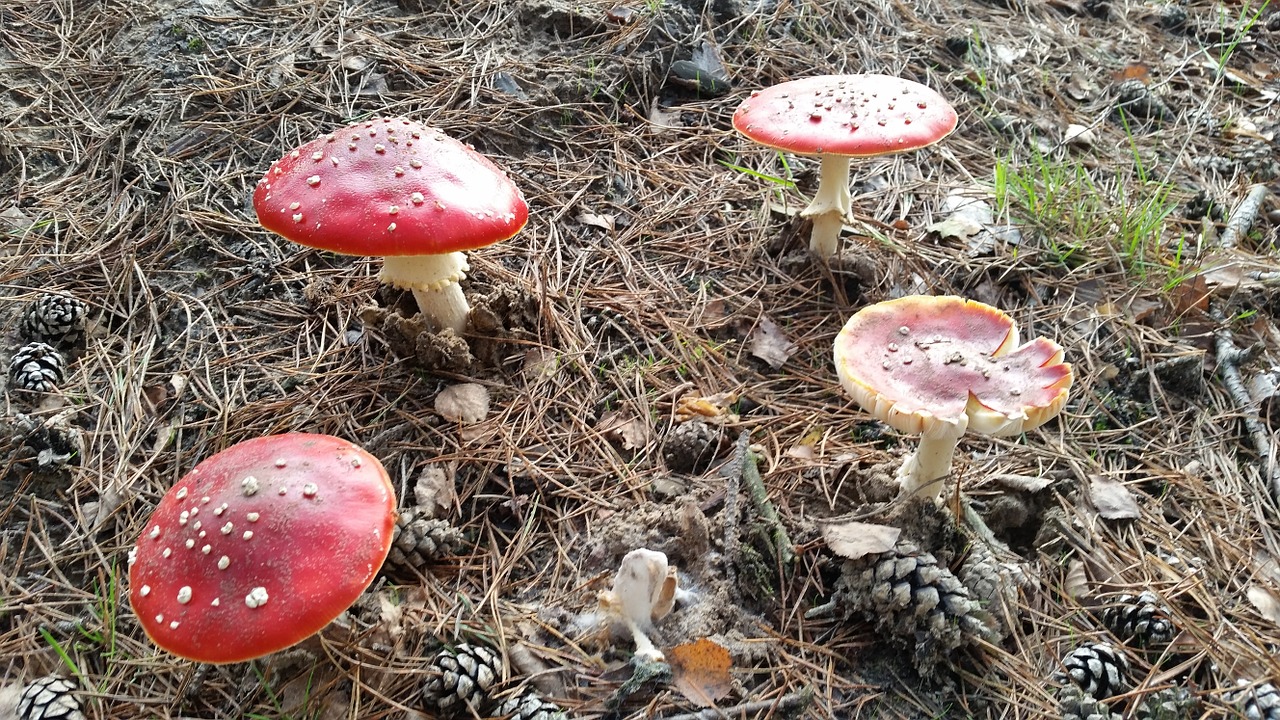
[2,0,1280,718]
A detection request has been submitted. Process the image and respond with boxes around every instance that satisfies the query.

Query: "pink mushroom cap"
[833,295,1072,436]
[127,433,396,664]
[252,117,528,257]
[733,74,958,157]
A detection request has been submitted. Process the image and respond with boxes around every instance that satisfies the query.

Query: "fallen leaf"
[668,638,733,708]
[990,473,1054,492]
[578,211,616,231]
[1063,123,1096,147]
[415,463,457,517]
[821,521,900,560]
[1063,559,1090,599]
[1088,474,1140,520]
[749,315,796,369]
[598,411,652,450]
[675,392,738,424]
[1110,61,1150,84]
[434,383,490,423]
[1246,585,1280,627]
[933,188,1000,255]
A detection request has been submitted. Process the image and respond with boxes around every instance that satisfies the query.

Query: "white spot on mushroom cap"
[221,522,233,535]
[177,586,192,604]
[211,598,220,606]
[162,547,172,558]
[246,512,260,522]
[241,475,260,496]
[175,487,188,500]
[140,585,151,597]
[245,587,269,608]
[184,538,195,549]
[243,530,254,540]
[201,544,211,554]
[302,483,318,498]
[306,175,321,186]
[155,614,164,623]
[149,525,161,539]
[169,620,180,630]
[218,555,231,570]
[275,458,287,468]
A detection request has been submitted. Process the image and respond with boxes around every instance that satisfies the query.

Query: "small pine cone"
[20,294,89,351]
[1057,682,1116,720]
[1156,3,1187,30]
[1134,686,1199,720]
[1099,591,1174,647]
[1229,681,1280,720]
[497,690,568,720]
[384,506,463,575]
[421,643,503,717]
[18,676,86,720]
[9,342,66,393]
[837,541,996,677]
[662,420,720,473]
[1053,642,1131,700]
[957,540,1019,633]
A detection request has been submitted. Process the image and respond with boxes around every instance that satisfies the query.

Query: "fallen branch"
[1210,304,1280,505]
[1219,184,1271,250]
[742,449,796,568]
[658,689,813,720]
[719,431,747,603]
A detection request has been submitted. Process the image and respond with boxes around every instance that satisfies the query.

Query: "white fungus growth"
[140,585,151,597]
[177,586,193,604]
[302,483,318,498]
[218,556,231,570]
[241,475,261,496]
[149,525,161,539]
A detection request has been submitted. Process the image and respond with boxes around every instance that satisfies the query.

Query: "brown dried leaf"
[749,315,797,369]
[990,473,1054,493]
[1063,559,1090,599]
[414,463,456,518]
[1088,474,1141,520]
[578,211,616,231]
[1246,585,1280,627]
[821,521,900,560]
[674,392,737,423]
[435,383,490,423]
[668,638,733,708]
[598,411,652,450]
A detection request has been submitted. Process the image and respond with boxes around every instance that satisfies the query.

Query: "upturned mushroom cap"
[732,74,958,158]
[128,433,396,664]
[833,296,1072,437]
[253,117,528,257]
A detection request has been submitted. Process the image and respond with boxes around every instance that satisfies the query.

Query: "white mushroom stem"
[380,252,471,334]
[800,154,853,257]
[624,616,665,663]
[897,421,967,501]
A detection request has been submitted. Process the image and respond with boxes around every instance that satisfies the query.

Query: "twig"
[719,431,747,602]
[657,689,813,720]
[742,449,796,568]
[1219,184,1271,250]
[1210,305,1280,504]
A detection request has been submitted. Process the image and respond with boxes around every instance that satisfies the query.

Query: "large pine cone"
[384,506,463,576]
[956,539,1020,636]
[837,541,995,677]
[1057,682,1115,720]
[662,420,720,473]
[8,342,65,393]
[1053,642,1130,700]
[497,690,568,720]
[20,294,89,352]
[1099,590,1174,648]
[421,642,503,717]
[18,676,85,720]
[1229,682,1280,720]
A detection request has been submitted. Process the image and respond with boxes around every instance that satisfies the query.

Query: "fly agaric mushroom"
[597,548,680,663]
[833,296,1072,500]
[733,74,957,257]
[253,117,529,334]
[127,433,396,664]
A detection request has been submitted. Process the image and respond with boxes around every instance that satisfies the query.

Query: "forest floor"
[2,0,1280,718]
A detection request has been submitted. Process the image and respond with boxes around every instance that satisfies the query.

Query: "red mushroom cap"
[733,74,958,157]
[833,296,1072,435]
[253,117,528,257]
[127,433,396,664]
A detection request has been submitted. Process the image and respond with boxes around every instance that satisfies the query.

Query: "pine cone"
[17,676,85,720]
[956,539,1019,635]
[1053,642,1130,700]
[1183,189,1225,223]
[384,506,463,576]
[421,642,503,716]
[837,541,996,677]
[497,690,568,720]
[1134,686,1199,720]
[20,294,89,352]
[1229,681,1280,720]
[662,420,720,473]
[1099,591,1174,647]
[1057,682,1116,720]
[8,342,66,393]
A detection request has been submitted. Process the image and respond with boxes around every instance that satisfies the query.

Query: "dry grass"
[2,0,1279,717]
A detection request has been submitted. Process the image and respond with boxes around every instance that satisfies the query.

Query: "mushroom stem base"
[897,432,962,501]
[801,155,853,257]
[380,252,471,333]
